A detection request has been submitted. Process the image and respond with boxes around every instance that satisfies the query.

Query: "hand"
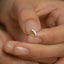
[0,30,55,64]
[3,1,64,64]
[0,0,58,63]
[0,0,58,42]
[0,0,41,41]
[27,0,64,45]
[0,28,39,64]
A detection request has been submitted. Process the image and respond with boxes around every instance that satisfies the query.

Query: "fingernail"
[25,20,41,34]
[4,41,16,53]
[14,46,29,55]
[27,35,42,44]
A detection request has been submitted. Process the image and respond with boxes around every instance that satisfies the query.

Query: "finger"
[4,16,56,64]
[0,29,39,64]
[55,58,64,64]
[5,19,27,42]
[5,20,57,64]
[4,41,58,63]
[19,8,41,34]
[45,6,64,28]
[36,25,64,44]
[26,34,42,44]
[35,1,61,16]
[16,0,41,34]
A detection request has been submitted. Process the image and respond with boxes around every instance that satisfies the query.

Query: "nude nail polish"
[14,46,29,55]
[4,42,16,53]
[25,20,40,34]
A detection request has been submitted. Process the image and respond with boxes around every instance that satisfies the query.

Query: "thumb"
[37,25,64,44]
[18,8,41,34]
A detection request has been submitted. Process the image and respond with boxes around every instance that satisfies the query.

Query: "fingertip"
[27,34,42,44]
[3,41,17,54]
[19,9,41,35]
[24,19,41,34]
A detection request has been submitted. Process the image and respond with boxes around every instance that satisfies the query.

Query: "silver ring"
[31,29,37,36]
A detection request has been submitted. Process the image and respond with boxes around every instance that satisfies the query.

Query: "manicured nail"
[14,46,29,55]
[25,20,40,34]
[27,35,42,44]
[4,42,16,53]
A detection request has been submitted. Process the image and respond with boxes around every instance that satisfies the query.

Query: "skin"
[0,28,39,64]
[0,28,55,64]
[0,0,59,41]
[0,0,64,64]
[2,1,64,64]
[0,0,58,64]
